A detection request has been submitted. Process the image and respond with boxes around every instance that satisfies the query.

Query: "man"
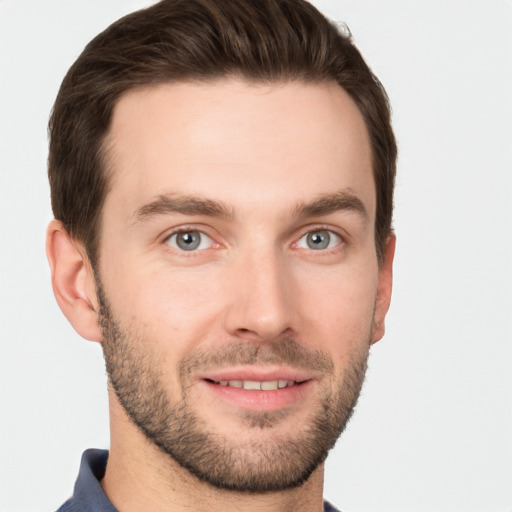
[46,0,396,510]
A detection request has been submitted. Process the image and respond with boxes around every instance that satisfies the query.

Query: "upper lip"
[198,366,317,384]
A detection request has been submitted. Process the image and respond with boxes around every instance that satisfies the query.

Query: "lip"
[197,366,317,412]
[199,366,316,383]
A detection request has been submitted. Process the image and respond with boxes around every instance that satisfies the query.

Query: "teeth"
[218,379,297,390]
[243,380,261,390]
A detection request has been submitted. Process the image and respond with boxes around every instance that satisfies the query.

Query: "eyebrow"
[293,190,369,222]
[132,189,368,224]
[133,194,233,223]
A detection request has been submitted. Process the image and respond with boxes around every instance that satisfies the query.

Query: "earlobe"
[371,233,396,344]
[46,220,102,342]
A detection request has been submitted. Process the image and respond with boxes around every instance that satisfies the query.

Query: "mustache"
[179,338,334,375]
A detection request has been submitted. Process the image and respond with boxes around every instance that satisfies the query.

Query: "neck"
[102,390,326,512]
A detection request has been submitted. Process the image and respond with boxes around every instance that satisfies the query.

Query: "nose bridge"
[224,242,294,340]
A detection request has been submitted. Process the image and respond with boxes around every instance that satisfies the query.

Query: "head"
[47,0,396,495]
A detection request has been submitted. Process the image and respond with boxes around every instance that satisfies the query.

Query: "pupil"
[307,231,329,250]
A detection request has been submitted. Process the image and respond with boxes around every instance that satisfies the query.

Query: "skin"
[47,79,395,512]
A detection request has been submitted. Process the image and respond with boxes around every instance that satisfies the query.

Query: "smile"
[199,373,315,411]
[208,379,301,390]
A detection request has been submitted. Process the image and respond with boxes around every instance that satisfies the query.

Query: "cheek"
[298,264,378,345]
[105,263,224,344]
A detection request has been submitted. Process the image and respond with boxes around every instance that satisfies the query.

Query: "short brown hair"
[48,0,396,265]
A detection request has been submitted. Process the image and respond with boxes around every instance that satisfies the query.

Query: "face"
[95,79,392,491]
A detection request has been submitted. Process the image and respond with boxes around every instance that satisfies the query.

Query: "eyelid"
[292,226,345,250]
[162,225,219,252]
[293,223,346,239]
[159,224,346,252]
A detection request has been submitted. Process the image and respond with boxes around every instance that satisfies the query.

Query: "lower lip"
[199,379,314,411]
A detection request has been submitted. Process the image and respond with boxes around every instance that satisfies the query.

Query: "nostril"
[232,326,295,344]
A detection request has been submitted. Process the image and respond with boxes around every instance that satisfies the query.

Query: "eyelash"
[163,227,216,252]
[293,226,344,252]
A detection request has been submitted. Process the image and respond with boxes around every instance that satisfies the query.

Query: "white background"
[1,1,511,511]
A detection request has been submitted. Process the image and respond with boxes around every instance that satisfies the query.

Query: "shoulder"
[55,499,79,512]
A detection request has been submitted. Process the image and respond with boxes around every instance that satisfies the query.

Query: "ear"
[371,233,396,344]
[46,220,102,342]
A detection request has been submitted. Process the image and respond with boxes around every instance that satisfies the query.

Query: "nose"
[223,249,296,342]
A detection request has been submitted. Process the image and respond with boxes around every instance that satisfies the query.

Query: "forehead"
[103,79,374,222]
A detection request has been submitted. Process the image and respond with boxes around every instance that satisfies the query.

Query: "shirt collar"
[62,449,340,512]
[63,449,117,512]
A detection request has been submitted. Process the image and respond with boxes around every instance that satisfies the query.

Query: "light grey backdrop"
[1,1,511,511]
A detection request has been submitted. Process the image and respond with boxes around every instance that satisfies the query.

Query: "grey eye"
[166,230,212,251]
[297,230,341,250]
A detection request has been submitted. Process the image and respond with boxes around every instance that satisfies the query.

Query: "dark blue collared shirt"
[57,450,116,512]
[57,449,342,511]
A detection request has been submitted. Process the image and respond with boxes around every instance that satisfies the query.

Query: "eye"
[296,229,341,251]
[166,230,213,251]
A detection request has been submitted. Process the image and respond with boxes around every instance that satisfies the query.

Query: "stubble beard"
[97,282,370,493]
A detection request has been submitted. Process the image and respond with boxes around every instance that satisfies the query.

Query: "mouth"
[204,378,305,390]
[198,370,314,412]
